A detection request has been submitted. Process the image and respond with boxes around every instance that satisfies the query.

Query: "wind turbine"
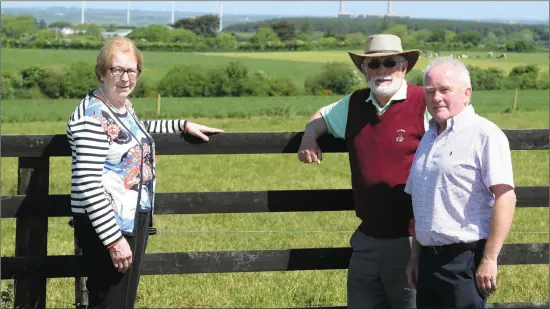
[171,1,175,25]
[81,1,85,24]
[127,1,131,25]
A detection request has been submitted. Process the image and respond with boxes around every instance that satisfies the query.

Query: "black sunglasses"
[366,59,403,70]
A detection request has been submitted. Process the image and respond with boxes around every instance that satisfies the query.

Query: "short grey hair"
[422,56,472,88]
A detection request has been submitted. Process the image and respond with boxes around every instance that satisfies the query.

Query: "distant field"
[2,89,547,123]
[199,50,549,73]
[1,48,323,86]
[2,49,547,90]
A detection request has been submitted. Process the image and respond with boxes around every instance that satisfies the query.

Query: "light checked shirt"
[404,105,515,246]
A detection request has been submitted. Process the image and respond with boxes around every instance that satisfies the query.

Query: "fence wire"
[42,222,550,235]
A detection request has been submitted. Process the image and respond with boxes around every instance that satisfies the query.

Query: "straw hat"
[348,34,420,74]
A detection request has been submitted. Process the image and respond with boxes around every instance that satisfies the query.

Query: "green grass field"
[1,93,548,307]
[2,89,547,123]
[1,48,323,87]
[2,49,548,89]
[199,50,549,74]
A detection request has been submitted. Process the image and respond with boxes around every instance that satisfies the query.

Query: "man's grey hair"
[422,56,472,88]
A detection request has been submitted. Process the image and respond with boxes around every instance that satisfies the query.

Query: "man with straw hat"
[298,34,430,309]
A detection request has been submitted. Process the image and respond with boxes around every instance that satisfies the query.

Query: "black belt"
[421,239,486,256]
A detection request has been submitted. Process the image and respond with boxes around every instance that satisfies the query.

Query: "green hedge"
[4,37,532,53]
[2,62,547,100]
[303,63,549,96]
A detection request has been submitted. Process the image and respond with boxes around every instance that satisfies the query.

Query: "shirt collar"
[429,104,476,133]
[366,80,408,114]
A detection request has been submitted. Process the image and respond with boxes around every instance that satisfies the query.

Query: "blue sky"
[2,1,549,21]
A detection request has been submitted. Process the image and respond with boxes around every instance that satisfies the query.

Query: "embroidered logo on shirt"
[396,129,406,142]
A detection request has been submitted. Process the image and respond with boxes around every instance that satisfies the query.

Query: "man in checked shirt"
[405,56,517,308]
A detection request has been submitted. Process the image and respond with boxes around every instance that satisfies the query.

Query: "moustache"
[370,75,394,82]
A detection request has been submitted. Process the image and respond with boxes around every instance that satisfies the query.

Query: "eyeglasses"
[109,67,141,78]
[365,59,404,70]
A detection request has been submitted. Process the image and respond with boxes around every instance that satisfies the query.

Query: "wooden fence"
[1,129,549,309]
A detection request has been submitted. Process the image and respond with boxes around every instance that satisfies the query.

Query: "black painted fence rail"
[1,130,548,309]
[2,244,548,280]
[1,129,548,157]
[1,186,548,218]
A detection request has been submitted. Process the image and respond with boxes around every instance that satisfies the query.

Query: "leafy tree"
[35,29,58,40]
[127,24,171,42]
[305,62,363,95]
[249,26,280,49]
[379,16,394,33]
[48,21,73,29]
[412,29,431,42]
[506,40,536,52]
[62,62,98,98]
[74,23,103,40]
[102,24,117,32]
[429,28,446,42]
[20,66,46,89]
[171,28,198,44]
[382,25,408,41]
[1,15,38,39]
[345,32,366,46]
[37,19,47,29]
[271,21,296,42]
[299,19,314,35]
[215,33,237,49]
[506,64,540,89]
[454,31,482,46]
[173,14,220,37]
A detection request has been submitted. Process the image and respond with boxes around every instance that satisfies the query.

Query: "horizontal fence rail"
[1,186,548,218]
[1,129,548,157]
[3,244,548,279]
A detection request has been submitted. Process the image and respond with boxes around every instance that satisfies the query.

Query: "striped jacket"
[67,91,186,248]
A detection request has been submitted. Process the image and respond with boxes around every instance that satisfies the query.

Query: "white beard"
[368,75,403,97]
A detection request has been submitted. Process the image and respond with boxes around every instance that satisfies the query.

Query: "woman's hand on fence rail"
[185,122,224,142]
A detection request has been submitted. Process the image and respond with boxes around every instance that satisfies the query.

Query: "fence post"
[156,94,161,116]
[13,157,50,309]
[513,88,518,111]
[74,235,87,308]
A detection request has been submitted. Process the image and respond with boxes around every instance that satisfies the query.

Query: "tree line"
[1,13,548,53]
[3,60,547,101]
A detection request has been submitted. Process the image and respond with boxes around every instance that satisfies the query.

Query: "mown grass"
[1,48,323,86]
[1,89,547,123]
[1,106,548,307]
[199,50,549,73]
[2,49,547,90]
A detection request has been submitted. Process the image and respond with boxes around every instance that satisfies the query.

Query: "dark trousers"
[347,229,416,309]
[416,240,487,309]
[73,212,150,309]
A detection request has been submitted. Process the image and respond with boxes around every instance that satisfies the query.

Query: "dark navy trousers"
[416,240,488,309]
[73,212,150,309]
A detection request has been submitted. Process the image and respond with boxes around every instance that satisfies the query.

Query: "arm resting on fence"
[142,119,186,134]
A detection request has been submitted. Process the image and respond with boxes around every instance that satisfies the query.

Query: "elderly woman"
[67,36,223,308]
